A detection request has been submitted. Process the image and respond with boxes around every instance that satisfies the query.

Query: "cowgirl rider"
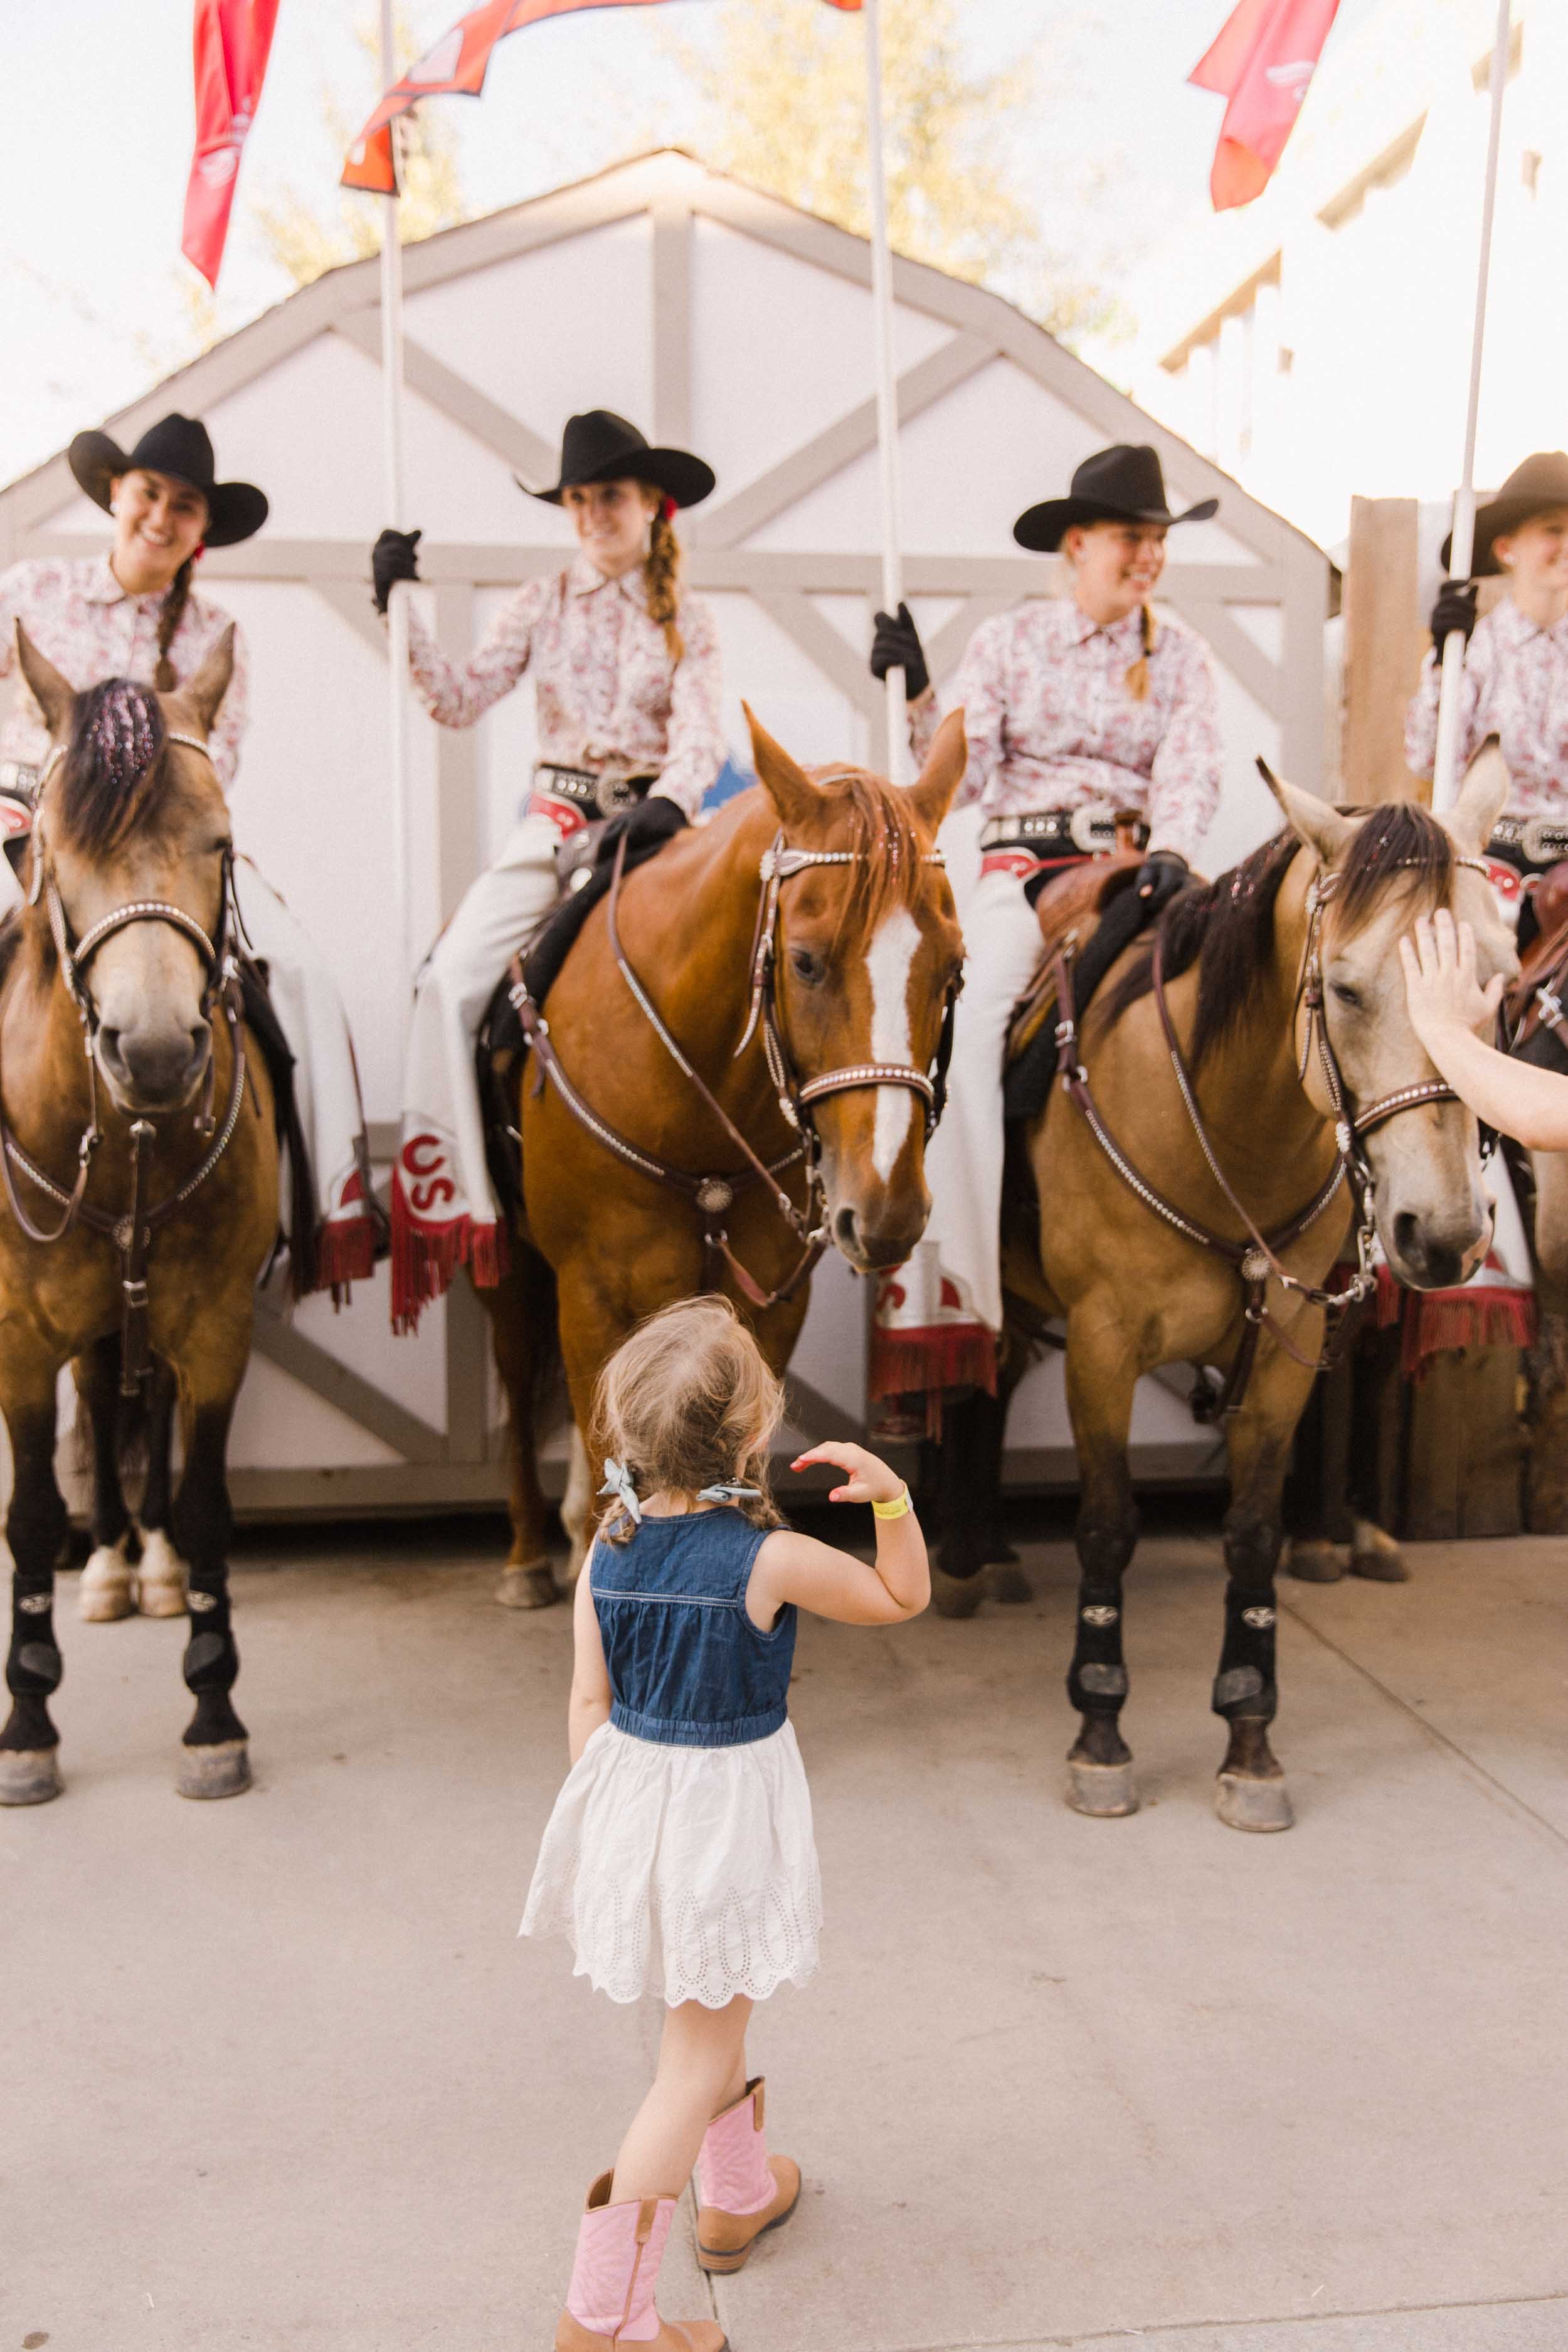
[0,413,379,1287]
[1408,451,1568,954]
[866,443,1223,1409]
[371,410,726,1330]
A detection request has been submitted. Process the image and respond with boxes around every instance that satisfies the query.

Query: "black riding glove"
[869,601,930,701]
[596,794,689,864]
[371,527,422,614]
[1429,578,1478,658]
[1134,848,1189,914]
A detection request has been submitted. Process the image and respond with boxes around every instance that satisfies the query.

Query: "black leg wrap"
[6,1571,61,1701]
[936,1392,1001,1582]
[1067,1585,1130,1717]
[1211,1586,1279,1722]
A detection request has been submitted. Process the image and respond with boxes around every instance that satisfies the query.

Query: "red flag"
[343,0,861,194]
[182,0,281,285]
[1189,0,1340,211]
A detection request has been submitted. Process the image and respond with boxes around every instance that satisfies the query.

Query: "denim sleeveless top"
[590,1507,795,1748]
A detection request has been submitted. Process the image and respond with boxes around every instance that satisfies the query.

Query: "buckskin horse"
[484,709,967,1602]
[995,751,1513,1831]
[0,628,278,1806]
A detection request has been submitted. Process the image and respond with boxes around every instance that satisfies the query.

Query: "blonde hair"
[1123,600,1157,702]
[642,496,685,664]
[593,1296,785,1545]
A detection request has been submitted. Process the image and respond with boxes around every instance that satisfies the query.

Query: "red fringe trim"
[310,1212,379,1308]
[1401,1288,1537,1377]
[869,1322,997,1437]
[390,1192,507,1335]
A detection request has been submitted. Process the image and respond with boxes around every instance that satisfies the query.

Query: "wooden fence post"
[1341,495,1426,805]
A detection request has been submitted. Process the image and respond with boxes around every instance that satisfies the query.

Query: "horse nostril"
[833,1204,861,1256]
[1392,1211,1422,1274]
[98,1027,125,1074]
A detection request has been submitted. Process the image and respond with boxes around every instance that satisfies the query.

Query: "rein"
[1053,850,1489,1418]
[512,807,954,1310]
[0,729,250,1394]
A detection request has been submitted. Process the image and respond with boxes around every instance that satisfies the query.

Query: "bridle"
[0,729,249,1394]
[512,803,957,1310]
[1054,848,1491,1419]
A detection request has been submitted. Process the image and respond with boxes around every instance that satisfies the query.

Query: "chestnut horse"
[488,710,967,1602]
[0,629,277,1805]
[1002,755,1513,1831]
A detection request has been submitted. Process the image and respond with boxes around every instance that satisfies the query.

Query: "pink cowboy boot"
[555,2172,726,2352]
[695,2076,801,2275]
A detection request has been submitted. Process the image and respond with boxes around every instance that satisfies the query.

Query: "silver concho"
[1241,1604,1276,1629]
[188,1589,219,1614]
[18,1592,51,1615]
[1241,1247,1272,1283]
[696,1177,734,1217]
[1081,1603,1119,1628]
[601,773,642,814]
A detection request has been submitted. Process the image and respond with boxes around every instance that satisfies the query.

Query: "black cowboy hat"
[1013,444,1218,554]
[521,410,716,510]
[68,413,268,549]
[1441,451,1568,576]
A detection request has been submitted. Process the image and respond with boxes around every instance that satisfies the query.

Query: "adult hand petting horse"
[1394,908,1568,1148]
[596,794,689,862]
[371,527,421,613]
[869,602,930,702]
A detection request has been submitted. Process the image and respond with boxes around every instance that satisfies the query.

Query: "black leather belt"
[532,761,657,819]
[980,806,1148,857]
[1488,817,1568,870]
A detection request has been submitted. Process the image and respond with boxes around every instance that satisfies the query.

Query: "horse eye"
[1330,980,1362,1010]
[788,946,825,986]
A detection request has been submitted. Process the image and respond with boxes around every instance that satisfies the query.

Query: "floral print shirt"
[1405,596,1568,818]
[404,551,727,820]
[909,597,1223,864]
[0,555,248,788]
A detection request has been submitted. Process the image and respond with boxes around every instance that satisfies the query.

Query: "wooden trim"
[312,580,388,660]
[753,590,881,718]
[651,193,694,447]
[433,582,479,924]
[333,313,557,482]
[1340,497,1423,805]
[252,1309,446,1463]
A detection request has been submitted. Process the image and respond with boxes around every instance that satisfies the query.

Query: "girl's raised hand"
[1401,909,1504,1052]
[790,1441,904,1505]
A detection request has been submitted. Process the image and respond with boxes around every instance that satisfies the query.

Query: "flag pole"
[1432,0,1512,814]
[862,0,908,786]
[378,0,413,961]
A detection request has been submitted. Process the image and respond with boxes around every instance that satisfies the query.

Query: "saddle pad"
[1002,855,1146,1126]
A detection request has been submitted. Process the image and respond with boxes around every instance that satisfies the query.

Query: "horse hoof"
[79,1540,135,1621]
[134,1530,188,1616]
[1283,1539,1344,1584]
[0,1749,63,1806]
[931,1566,985,1619]
[1350,1521,1410,1582]
[177,1740,251,1801]
[1216,1771,1293,1833]
[495,1562,558,1611]
[1066,1759,1138,1818]
[990,1562,1034,1604]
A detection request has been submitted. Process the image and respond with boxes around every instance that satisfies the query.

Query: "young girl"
[520,1296,929,2350]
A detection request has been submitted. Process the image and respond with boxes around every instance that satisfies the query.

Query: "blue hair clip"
[697,1481,763,1504]
[598,1457,643,1524]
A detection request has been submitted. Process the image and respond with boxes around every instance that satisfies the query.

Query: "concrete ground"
[3,1509,1565,2352]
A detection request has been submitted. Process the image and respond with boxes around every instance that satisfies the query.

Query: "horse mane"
[1103,799,1457,1071]
[805,763,925,933]
[56,677,172,859]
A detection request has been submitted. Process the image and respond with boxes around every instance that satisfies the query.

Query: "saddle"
[1002,852,1148,1125]
[474,817,674,1221]
[1505,860,1568,1055]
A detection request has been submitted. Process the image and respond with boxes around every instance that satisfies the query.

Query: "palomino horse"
[0,629,278,1805]
[1004,755,1513,1831]
[487,709,967,1600]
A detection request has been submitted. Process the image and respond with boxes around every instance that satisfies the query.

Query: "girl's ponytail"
[1124,600,1155,702]
[643,497,685,665]
[153,557,196,693]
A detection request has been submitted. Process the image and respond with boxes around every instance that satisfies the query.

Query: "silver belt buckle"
[0,761,39,800]
[1521,817,1568,868]
[599,771,644,815]
[1069,803,1114,855]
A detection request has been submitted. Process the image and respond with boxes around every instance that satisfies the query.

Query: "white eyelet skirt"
[521,1719,823,2008]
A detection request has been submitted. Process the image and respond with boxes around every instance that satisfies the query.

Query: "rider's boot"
[695,2075,800,2275]
[555,2173,726,2351]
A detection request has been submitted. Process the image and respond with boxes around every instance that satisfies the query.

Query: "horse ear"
[743,702,819,830]
[1443,734,1510,856]
[14,624,74,740]
[907,707,967,836]
[1256,757,1357,866]
[178,625,236,734]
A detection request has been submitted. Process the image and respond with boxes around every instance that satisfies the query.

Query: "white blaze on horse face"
[867,907,921,1184]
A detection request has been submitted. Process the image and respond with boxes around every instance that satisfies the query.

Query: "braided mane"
[56,677,174,859]
[1104,800,1456,1072]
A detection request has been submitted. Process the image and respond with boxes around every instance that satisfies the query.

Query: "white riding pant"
[922,865,1046,1333]
[402,811,561,1229]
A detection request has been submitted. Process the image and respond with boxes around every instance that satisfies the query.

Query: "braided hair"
[153,557,196,693]
[1123,601,1157,702]
[642,494,685,665]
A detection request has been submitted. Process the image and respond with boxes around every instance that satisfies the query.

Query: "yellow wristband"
[871,1486,913,1520]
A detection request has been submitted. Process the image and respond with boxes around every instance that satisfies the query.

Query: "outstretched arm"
[746,1443,930,1629]
[1400,909,1568,1150]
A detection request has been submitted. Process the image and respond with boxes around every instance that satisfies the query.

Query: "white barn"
[0,150,1328,1510]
